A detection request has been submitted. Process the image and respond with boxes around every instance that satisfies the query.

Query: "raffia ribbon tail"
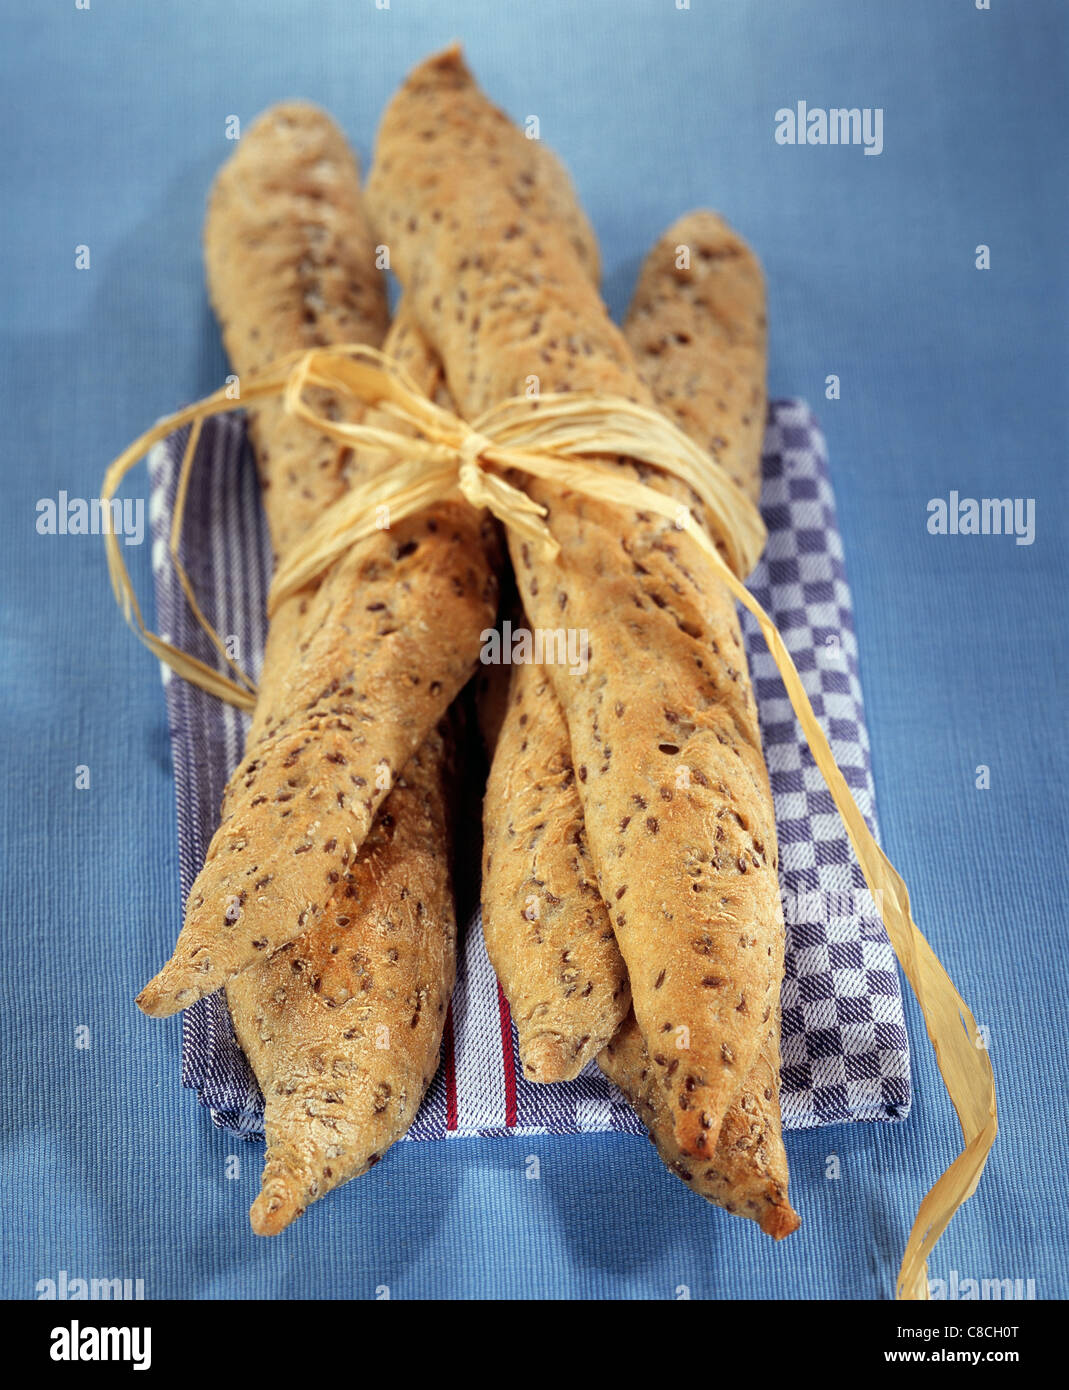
[101,342,997,1298]
[698,527,997,1302]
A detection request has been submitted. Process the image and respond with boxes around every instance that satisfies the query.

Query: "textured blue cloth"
[2,0,1065,1300]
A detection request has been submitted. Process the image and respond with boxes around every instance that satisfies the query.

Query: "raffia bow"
[101,343,995,1301]
[271,345,765,612]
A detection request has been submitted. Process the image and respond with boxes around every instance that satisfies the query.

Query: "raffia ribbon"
[102,343,995,1299]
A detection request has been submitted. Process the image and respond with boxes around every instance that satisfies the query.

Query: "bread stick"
[367,48,782,1156]
[625,211,767,503]
[137,104,487,1228]
[600,1009,798,1239]
[227,301,471,1232]
[480,211,772,1088]
[226,720,456,1234]
[608,218,794,1235]
[477,210,797,1236]
[482,654,631,1081]
[137,103,497,1015]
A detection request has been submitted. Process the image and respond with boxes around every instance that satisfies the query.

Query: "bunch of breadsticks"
[136,45,798,1240]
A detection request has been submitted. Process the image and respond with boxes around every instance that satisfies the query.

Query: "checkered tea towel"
[146,398,911,1141]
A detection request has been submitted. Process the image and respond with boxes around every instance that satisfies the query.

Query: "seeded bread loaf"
[137,104,498,1015]
[225,302,474,1231]
[606,216,794,1235]
[482,655,631,1081]
[226,720,456,1235]
[141,103,486,1227]
[600,1010,798,1239]
[480,213,775,1098]
[367,48,782,1156]
[625,211,767,503]
[478,210,796,1235]
[474,153,628,1083]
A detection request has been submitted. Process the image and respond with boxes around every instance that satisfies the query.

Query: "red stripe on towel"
[443,1001,458,1132]
[496,982,518,1128]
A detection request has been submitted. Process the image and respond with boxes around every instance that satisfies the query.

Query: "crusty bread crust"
[224,299,471,1233]
[227,720,456,1235]
[367,49,782,1156]
[137,104,486,1231]
[479,213,768,1084]
[479,209,796,1232]
[601,1010,798,1239]
[482,654,631,1080]
[137,104,497,1015]
[625,211,767,507]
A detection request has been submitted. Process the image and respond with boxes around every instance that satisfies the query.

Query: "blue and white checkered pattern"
[744,404,910,1127]
[147,398,910,1141]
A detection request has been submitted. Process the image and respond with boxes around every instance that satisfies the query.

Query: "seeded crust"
[626,212,767,505]
[480,214,797,1243]
[482,657,632,1081]
[480,213,771,1085]
[225,308,470,1233]
[600,1010,798,1239]
[612,219,793,1233]
[196,102,393,557]
[367,48,782,1155]
[142,103,480,1227]
[615,221,792,1234]
[226,723,456,1235]
[137,104,497,1015]
[473,153,625,1083]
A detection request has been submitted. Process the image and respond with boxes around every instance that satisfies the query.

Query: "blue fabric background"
[2,0,1065,1301]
